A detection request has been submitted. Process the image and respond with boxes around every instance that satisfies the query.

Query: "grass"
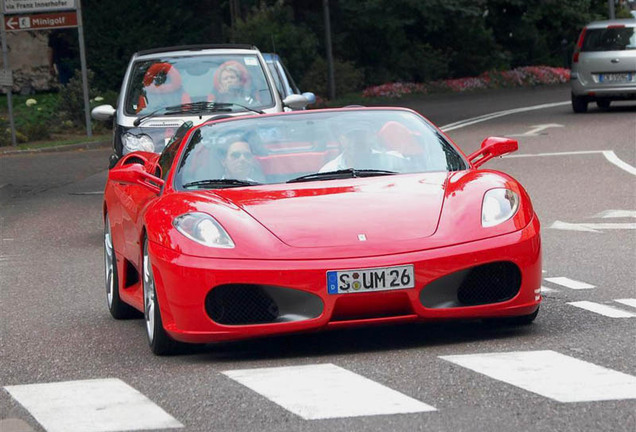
[10,133,110,151]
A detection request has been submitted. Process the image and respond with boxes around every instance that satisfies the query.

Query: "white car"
[92,45,311,166]
[571,19,636,112]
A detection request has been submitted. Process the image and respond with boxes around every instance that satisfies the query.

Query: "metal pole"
[608,0,615,19]
[323,0,335,100]
[0,10,17,146]
[75,0,92,137]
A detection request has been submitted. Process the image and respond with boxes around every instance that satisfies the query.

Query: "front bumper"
[149,216,541,343]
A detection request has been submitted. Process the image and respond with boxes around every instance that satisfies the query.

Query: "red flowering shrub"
[361,66,570,99]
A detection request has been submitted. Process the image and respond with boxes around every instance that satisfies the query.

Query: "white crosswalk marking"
[544,277,595,290]
[540,285,558,293]
[568,301,636,318]
[615,298,636,309]
[223,363,436,420]
[440,350,636,402]
[3,378,184,432]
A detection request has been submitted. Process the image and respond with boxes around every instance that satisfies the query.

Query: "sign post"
[1,0,92,143]
[0,6,17,146]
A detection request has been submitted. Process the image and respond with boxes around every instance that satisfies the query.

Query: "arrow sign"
[549,221,636,233]
[5,16,17,30]
[508,124,564,137]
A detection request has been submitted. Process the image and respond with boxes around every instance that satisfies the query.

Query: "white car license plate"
[327,265,415,294]
[599,73,632,83]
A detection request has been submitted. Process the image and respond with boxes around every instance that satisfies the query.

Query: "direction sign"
[4,11,77,31]
[2,0,76,14]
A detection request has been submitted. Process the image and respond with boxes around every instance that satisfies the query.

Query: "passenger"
[212,61,256,105]
[320,122,406,173]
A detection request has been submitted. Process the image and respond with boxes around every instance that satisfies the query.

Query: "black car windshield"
[175,110,467,189]
[125,54,274,116]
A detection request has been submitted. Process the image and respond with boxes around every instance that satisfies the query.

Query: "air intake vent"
[457,262,521,306]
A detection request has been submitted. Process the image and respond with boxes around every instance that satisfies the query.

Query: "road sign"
[2,0,76,14]
[0,68,12,86]
[4,11,77,31]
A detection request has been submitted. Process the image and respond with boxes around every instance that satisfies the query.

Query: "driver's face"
[223,141,254,179]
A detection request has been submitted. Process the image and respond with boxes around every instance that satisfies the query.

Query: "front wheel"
[571,93,588,113]
[142,237,179,355]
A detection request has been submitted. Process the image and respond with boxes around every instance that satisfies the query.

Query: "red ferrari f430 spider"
[103,106,541,355]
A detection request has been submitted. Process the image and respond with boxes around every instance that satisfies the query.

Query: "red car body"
[103,107,541,354]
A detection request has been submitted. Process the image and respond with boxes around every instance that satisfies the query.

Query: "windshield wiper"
[182,178,262,189]
[287,168,397,183]
[133,102,240,126]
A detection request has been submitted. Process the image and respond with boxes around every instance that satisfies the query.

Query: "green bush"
[58,69,102,128]
[300,57,364,99]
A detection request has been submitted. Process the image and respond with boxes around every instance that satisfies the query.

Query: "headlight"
[173,212,235,248]
[482,189,519,227]
[121,133,155,154]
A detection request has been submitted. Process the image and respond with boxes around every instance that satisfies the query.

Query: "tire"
[571,93,588,113]
[142,236,179,355]
[104,215,139,319]
[596,100,611,109]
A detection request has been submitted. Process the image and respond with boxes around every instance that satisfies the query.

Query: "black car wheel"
[571,93,588,113]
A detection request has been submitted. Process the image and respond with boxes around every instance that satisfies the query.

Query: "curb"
[0,140,110,156]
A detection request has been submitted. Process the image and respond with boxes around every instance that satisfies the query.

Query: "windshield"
[124,54,275,115]
[175,110,466,189]
[582,26,636,51]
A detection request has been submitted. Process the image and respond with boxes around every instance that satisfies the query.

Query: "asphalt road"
[1,85,635,432]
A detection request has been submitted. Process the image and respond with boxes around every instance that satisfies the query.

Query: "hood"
[214,172,449,248]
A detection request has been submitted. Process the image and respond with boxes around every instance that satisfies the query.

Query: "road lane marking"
[568,301,636,318]
[440,350,636,402]
[507,123,564,137]
[615,298,636,309]
[549,221,636,233]
[439,101,570,131]
[3,378,184,432]
[603,151,636,176]
[506,150,636,176]
[507,150,608,158]
[223,363,436,420]
[594,210,636,219]
[540,285,558,293]
[544,277,595,290]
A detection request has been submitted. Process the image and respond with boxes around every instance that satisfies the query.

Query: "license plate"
[599,73,632,83]
[327,265,415,294]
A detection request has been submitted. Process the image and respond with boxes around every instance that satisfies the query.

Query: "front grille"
[206,285,279,325]
[456,262,521,306]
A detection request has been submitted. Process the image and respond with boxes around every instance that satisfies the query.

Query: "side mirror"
[468,137,518,168]
[108,163,164,194]
[301,92,316,106]
[283,94,309,110]
[91,104,116,121]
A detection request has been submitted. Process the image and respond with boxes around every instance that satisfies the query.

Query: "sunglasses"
[229,151,253,160]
